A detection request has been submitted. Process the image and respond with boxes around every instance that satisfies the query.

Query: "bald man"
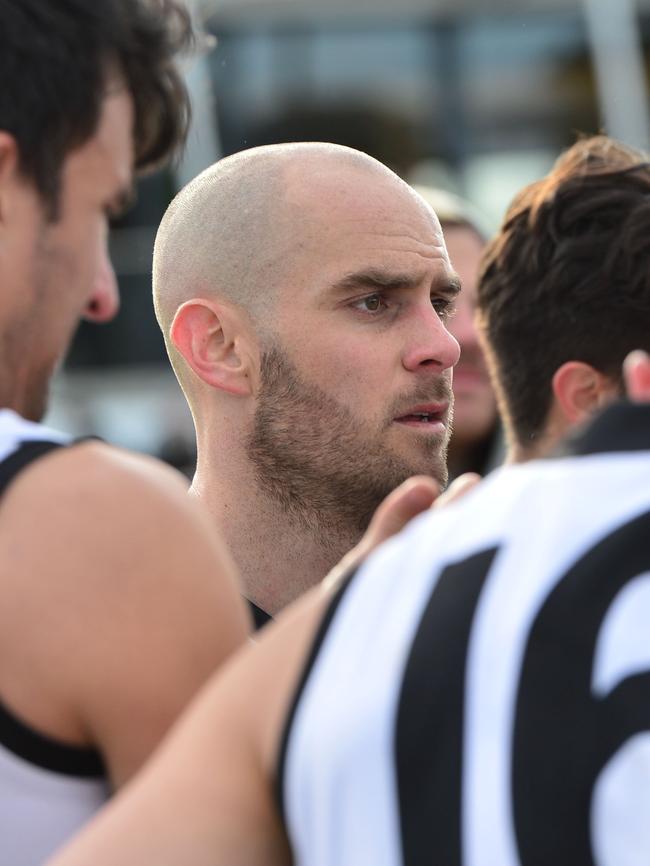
[153,143,461,621]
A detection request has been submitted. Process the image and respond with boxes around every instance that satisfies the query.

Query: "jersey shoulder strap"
[0,440,66,496]
[274,564,359,822]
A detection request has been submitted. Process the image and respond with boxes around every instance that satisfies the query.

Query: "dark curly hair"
[0,0,193,216]
[477,135,650,449]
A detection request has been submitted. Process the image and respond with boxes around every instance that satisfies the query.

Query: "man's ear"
[170,299,254,396]
[552,361,619,425]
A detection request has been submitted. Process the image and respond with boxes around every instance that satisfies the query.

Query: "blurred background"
[46,0,650,474]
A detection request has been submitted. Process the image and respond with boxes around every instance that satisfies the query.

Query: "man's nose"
[401,303,461,373]
[84,248,120,323]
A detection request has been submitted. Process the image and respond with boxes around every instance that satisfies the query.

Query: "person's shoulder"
[0,437,239,612]
[22,436,188,497]
[0,438,249,785]
[2,438,197,538]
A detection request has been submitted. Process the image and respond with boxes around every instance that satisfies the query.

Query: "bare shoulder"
[0,440,250,786]
[1,437,199,528]
[0,438,231,588]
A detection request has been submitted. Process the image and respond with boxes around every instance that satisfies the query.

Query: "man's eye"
[356,294,387,313]
[432,297,455,320]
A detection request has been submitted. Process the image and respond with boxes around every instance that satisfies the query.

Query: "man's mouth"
[394,403,448,429]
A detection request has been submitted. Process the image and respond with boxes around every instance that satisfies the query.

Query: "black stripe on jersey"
[513,508,650,865]
[0,699,105,777]
[274,565,359,827]
[0,440,64,495]
[395,548,498,866]
[560,401,650,459]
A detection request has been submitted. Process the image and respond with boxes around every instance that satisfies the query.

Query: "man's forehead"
[61,88,134,189]
[289,184,445,254]
[286,156,426,215]
[270,160,450,299]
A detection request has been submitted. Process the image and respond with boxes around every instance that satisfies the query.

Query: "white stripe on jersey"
[592,574,650,697]
[283,450,650,866]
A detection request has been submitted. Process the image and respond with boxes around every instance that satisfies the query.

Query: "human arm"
[47,576,331,866]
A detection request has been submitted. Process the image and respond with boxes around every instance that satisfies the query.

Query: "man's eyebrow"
[331,269,420,293]
[445,272,463,297]
[331,268,462,296]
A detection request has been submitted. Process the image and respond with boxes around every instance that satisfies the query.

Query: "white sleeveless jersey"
[0,410,110,865]
[279,402,650,866]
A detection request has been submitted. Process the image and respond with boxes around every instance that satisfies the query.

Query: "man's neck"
[504,405,574,464]
[506,429,561,464]
[191,460,359,617]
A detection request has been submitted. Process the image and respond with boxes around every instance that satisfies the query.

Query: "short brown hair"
[1,0,193,216]
[478,135,650,449]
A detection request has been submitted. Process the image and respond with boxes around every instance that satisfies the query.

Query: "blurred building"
[48,0,650,468]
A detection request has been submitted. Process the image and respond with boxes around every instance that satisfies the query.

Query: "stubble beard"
[246,346,452,546]
[2,223,65,422]
[0,309,52,423]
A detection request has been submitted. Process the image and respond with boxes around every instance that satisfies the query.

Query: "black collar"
[247,599,273,631]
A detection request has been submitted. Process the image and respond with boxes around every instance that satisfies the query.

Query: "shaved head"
[149,141,457,610]
[151,141,457,568]
[153,143,425,378]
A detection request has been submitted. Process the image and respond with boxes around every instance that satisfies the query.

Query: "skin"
[506,361,623,463]
[47,351,650,866]
[625,350,650,400]
[268,157,459,484]
[154,144,461,615]
[443,224,498,473]
[0,441,249,789]
[0,87,130,422]
[0,84,250,793]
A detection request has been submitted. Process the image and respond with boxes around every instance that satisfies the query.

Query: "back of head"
[478,135,650,451]
[153,144,290,339]
[0,0,192,215]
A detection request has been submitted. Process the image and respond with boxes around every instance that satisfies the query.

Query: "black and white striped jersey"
[279,402,650,866]
[0,409,109,866]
